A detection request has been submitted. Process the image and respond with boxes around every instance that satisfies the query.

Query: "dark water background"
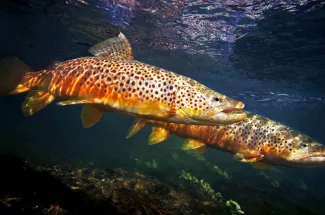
[1,0,325,214]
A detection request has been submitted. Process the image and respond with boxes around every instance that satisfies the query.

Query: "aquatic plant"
[271,180,280,188]
[225,200,245,215]
[179,170,223,201]
[145,159,158,169]
[188,151,231,180]
[298,179,308,191]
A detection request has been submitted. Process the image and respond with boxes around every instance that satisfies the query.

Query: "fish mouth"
[290,150,325,167]
[298,154,325,161]
[186,101,246,125]
[220,101,245,114]
[204,107,247,125]
[221,107,244,114]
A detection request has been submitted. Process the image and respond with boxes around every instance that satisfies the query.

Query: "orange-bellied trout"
[0,33,246,128]
[128,111,325,168]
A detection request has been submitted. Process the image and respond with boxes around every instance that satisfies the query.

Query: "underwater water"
[1,0,325,214]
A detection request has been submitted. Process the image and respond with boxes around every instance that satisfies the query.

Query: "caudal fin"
[0,56,34,95]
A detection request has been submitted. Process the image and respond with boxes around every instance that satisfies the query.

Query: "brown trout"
[128,111,325,168]
[0,33,246,128]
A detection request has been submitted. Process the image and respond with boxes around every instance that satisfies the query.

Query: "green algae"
[179,170,224,201]
[225,200,245,215]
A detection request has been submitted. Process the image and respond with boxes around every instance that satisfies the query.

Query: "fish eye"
[300,143,308,147]
[213,97,220,102]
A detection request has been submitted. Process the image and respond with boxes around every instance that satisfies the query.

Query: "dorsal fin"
[88,32,133,60]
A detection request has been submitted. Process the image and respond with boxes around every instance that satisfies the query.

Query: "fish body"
[0,33,246,128]
[131,112,325,168]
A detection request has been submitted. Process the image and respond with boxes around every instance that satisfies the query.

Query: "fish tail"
[0,56,55,116]
[0,56,35,95]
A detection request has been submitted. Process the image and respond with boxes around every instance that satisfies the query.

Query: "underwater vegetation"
[1,151,324,215]
[0,154,243,215]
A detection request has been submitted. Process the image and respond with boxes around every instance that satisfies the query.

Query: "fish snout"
[290,144,325,167]
[235,101,245,109]
[221,101,245,114]
[207,109,247,125]
[221,96,245,112]
[204,98,247,125]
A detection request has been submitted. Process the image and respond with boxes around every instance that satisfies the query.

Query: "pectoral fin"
[88,32,133,60]
[181,139,206,150]
[233,151,264,163]
[22,90,55,116]
[137,101,176,118]
[126,119,147,138]
[81,104,103,128]
[148,127,170,145]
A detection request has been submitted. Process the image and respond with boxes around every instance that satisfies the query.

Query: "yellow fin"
[57,100,92,106]
[251,162,271,170]
[181,139,206,150]
[194,145,208,153]
[233,152,264,163]
[88,32,133,60]
[81,104,103,128]
[126,119,147,138]
[22,90,55,116]
[148,127,170,145]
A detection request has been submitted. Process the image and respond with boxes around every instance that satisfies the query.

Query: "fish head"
[174,83,246,125]
[281,138,325,168]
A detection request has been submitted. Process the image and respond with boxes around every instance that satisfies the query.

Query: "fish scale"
[129,111,325,168]
[0,32,246,130]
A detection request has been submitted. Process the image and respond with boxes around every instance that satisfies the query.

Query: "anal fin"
[22,90,55,116]
[148,127,170,145]
[81,104,103,128]
[181,139,206,150]
[126,119,147,138]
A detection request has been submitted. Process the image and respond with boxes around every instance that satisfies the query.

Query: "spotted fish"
[0,33,246,128]
[128,111,325,168]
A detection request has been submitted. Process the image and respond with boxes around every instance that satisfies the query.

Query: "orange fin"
[88,32,133,60]
[22,90,55,116]
[181,139,206,150]
[126,119,147,138]
[233,151,264,163]
[251,162,271,170]
[57,100,93,106]
[148,127,170,145]
[0,56,34,95]
[81,104,103,128]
